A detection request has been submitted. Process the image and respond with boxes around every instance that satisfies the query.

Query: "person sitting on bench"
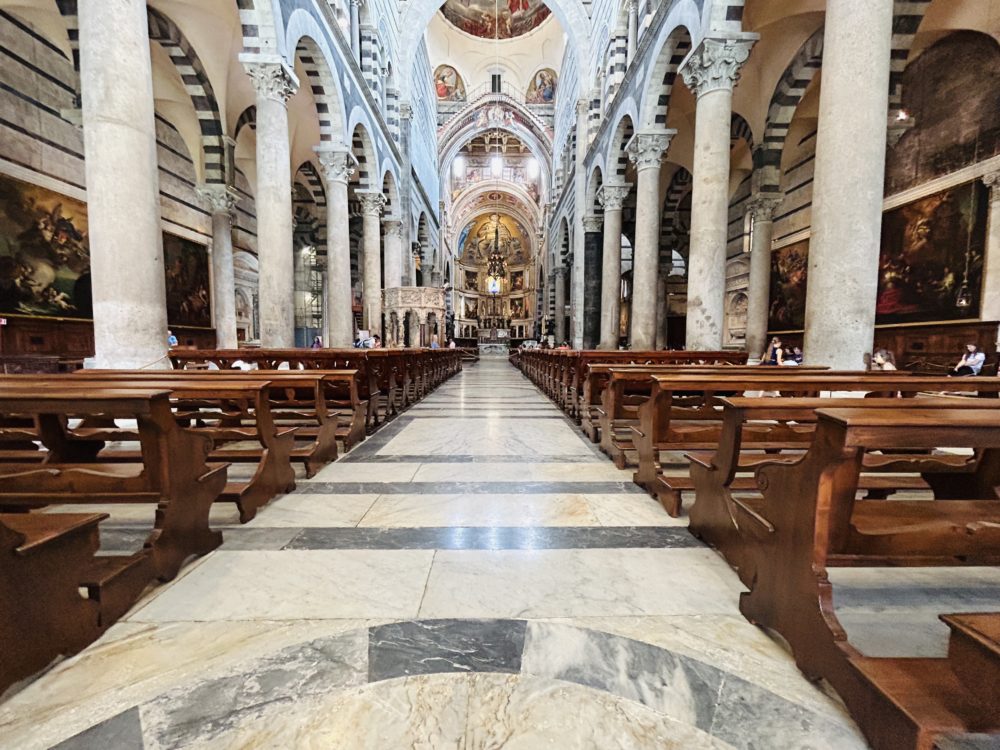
[950,343,985,376]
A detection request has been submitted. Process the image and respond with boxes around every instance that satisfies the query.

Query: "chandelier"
[486,221,507,281]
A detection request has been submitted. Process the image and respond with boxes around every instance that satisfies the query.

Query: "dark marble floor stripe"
[282,526,701,551]
[299,481,644,494]
[368,619,526,681]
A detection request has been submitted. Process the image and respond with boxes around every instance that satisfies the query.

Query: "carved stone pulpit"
[383,287,447,347]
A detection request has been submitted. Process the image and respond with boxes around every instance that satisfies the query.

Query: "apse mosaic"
[458,213,530,265]
[0,173,91,318]
[768,181,988,332]
[439,0,551,40]
[434,65,466,101]
[525,68,557,103]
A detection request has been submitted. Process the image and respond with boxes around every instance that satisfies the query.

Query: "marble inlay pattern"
[34,621,864,750]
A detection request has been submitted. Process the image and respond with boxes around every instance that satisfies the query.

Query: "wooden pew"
[687,396,1000,577]
[631,373,1000,514]
[735,408,1000,749]
[6,377,296,522]
[0,388,227,580]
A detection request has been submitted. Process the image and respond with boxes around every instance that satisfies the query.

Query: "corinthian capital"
[196,184,240,216]
[680,37,756,98]
[245,62,298,105]
[383,219,403,238]
[626,130,675,171]
[982,170,1000,192]
[315,146,356,185]
[582,214,604,233]
[745,193,783,222]
[357,191,386,217]
[575,98,589,117]
[597,183,632,211]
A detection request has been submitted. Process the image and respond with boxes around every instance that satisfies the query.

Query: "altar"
[478,327,509,356]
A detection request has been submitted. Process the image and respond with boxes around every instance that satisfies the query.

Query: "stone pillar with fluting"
[744,194,783,361]
[597,183,631,349]
[358,192,386,336]
[79,0,169,368]
[316,146,356,347]
[982,172,1000,335]
[246,61,298,347]
[626,130,674,350]
[626,0,638,64]
[383,219,403,292]
[197,185,241,350]
[680,36,755,351]
[553,267,568,344]
[803,0,892,369]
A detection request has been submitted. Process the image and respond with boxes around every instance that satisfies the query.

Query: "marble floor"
[4,358,999,749]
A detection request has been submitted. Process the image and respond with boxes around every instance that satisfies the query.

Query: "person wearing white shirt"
[950,343,986,376]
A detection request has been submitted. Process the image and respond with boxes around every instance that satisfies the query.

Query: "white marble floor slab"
[410,462,627,483]
[377,417,595,456]
[303,462,423,483]
[128,551,434,622]
[358,493,602,528]
[418,548,746,618]
[244,494,379,528]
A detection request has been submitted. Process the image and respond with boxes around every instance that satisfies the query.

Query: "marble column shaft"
[316,146,356,347]
[598,184,631,349]
[571,98,590,348]
[744,195,783,361]
[554,267,568,344]
[681,37,755,352]
[350,0,362,61]
[247,62,298,348]
[383,220,403,290]
[359,192,386,336]
[982,172,1000,336]
[197,186,240,350]
[626,0,638,64]
[655,274,668,350]
[79,0,169,368]
[626,131,674,350]
[802,0,892,369]
[582,215,604,349]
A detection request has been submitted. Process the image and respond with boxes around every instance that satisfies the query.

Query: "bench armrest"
[685,451,716,470]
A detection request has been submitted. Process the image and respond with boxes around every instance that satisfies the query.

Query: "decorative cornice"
[626,130,675,171]
[196,184,240,216]
[745,193,783,222]
[582,214,604,233]
[597,183,632,211]
[357,191,386,216]
[245,62,298,105]
[315,147,356,185]
[680,37,756,99]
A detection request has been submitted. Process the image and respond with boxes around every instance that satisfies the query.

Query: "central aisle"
[1,358,869,749]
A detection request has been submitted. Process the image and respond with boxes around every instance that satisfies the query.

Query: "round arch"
[637,14,697,130]
[288,25,349,146]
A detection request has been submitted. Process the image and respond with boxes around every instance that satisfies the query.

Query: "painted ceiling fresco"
[439,0,551,40]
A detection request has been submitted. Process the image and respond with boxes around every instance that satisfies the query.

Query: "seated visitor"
[430,336,440,349]
[950,343,985,376]
[310,336,322,349]
[872,348,897,370]
[762,336,784,365]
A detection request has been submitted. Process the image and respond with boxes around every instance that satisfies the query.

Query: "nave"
[4,358,999,749]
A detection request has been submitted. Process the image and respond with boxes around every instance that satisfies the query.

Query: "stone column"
[980,171,1000,332]
[350,0,363,61]
[79,0,169,368]
[316,146,356,347]
[246,61,298,347]
[583,214,604,348]
[744,194,783,361]
[680,37,755,351]
[626,0,639,64]
[598,183,631,349]
[383,219,403,291]
[655,274,668,349]
[408,309,421,348]
[197,185,240,349]
[571,98,589,347]
[358,192,386,336]
[553,267,567,344]
[626,131,674,350]
[803,1,892,368]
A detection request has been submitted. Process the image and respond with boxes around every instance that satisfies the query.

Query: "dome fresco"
[438,0,551,40]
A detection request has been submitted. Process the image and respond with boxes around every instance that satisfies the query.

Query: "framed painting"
[163,233,212,328]
[767,240,808,332]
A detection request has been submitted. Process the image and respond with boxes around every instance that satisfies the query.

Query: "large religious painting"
[0,174,92,319]
[525,68,557,104]
[766,181,989,332]
[465,269,479,291]
[767,240,808,332]
[163,234,212,328]
[464,297,479,319]
[510,297,525,318]
[510,270,524,291]
[439,0,551,40]
[876,180,987,324]
[434,65,466,102]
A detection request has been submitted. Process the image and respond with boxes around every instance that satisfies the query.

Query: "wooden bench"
[631,373,1000,513]
[686,396,1000,574]
[0,388,227,580]
[734,407,1000,749]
